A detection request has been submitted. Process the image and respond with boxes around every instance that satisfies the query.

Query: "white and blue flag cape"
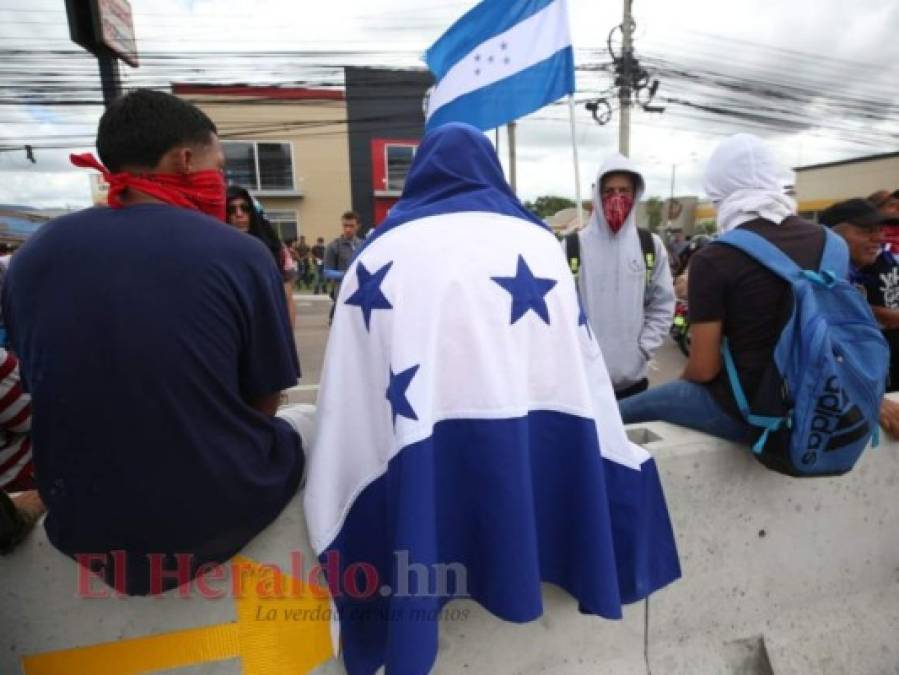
[425,0,575,131]
[304,123,680,674]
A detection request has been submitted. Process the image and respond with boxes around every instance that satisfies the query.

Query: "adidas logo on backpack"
[806,377,870,461]
[717,228,888,477]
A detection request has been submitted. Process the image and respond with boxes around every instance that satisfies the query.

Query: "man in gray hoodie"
[573,154,675,399]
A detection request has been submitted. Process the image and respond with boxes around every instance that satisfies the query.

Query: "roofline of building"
[172,83,345,101]
[794,150,899,172]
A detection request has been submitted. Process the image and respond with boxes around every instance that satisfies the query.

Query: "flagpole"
[508,122,517,194]
[568,95,584,231]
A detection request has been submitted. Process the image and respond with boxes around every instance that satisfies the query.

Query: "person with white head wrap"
[704,133,796,233]
[619,134,825,445]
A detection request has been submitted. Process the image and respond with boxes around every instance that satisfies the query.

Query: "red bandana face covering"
[70,153,227,222]
[601,193,634,234]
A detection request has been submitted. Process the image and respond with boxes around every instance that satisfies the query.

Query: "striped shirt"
[0,349,33,491]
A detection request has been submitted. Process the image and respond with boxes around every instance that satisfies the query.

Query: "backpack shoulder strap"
[565,232,580,274]
[715,229,801,283]
[819,228,849,279]
[637,228,656,285]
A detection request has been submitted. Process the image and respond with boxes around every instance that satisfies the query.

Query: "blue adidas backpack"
[716,228,889,476]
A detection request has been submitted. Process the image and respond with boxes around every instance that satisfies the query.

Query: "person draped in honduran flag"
[304,123,680,674]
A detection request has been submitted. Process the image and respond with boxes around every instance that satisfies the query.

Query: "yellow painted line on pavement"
[22,555,334,675]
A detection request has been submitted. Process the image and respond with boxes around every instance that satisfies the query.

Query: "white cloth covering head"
[704,133,796,233]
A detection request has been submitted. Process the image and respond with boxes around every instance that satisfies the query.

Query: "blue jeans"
[618,379,755,444]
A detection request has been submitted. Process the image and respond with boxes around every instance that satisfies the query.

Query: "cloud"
[1,0,897,208]
[0,170,92,210]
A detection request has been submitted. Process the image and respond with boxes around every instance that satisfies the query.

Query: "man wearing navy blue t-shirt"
[1,90,313,594]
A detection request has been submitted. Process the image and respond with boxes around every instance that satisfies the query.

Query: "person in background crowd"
[324,211,363,325]
[2,89,313,586]
[0,223,41,550]
[0,348,33,494]
[666,227,687,269]
[295,235,312,289]
[866,189,899,253]
[867,189,899,215]
[672,234,712,301]
[571,154,675,399]
[820,198,899,436]
[312,236,327,295]
[226,186,297,328]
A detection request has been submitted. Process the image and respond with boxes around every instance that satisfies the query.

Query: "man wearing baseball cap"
[821,198,899,435]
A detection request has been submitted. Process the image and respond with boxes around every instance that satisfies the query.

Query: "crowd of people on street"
[0,86,897,671]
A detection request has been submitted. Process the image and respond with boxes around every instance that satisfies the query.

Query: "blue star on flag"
[492,255,557,325]
[386,364,420,425]
[345,261,393,331]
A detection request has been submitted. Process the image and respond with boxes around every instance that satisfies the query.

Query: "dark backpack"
[565,228,656,288]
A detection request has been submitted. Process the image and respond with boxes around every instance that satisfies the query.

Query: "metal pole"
[667,163,676,228]
[98,51,122,108]
[618,0,633,156]
[508,121,517,194]
[568,95,584,230]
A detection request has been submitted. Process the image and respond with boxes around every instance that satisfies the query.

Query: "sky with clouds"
[1,0,897,210]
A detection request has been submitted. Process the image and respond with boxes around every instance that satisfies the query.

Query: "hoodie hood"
[364,123,545,252]
[704,133,795,233]
[587,153,646,235]
[226,184,282,260]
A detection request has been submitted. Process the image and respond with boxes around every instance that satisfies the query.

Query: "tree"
[696,221,718,236]
[523,195,576,219]
[643,196,664,232]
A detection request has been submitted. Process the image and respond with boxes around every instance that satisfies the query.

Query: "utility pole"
[586,0,664,148]
[618,0,634,156]
[667,163,676,228]
[508,121,517,194]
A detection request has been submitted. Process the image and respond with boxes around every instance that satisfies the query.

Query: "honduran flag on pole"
[424,0,575,131]
[304,124,680,675]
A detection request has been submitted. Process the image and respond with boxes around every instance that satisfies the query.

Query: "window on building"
[386,144,415,192]
[223,142,256,187]
[223,141,295,191]
[267,210,299,243]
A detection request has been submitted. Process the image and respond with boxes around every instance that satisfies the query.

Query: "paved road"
[287,292,687,404]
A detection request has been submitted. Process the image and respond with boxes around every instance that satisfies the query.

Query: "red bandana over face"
[602,193,634,234]
[70,153,226,222]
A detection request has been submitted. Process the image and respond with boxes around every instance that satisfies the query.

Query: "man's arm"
[871,305,899,330]
[880,397,899,439]
[683,249,728,383]
[638,235,676,359]
[237,255,301,416]
[250,391,282,418]
[682,320,724,382]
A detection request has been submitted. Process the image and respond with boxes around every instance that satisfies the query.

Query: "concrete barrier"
[3,402,898,674]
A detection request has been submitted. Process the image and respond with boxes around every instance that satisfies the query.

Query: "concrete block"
[3,398,898,674]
